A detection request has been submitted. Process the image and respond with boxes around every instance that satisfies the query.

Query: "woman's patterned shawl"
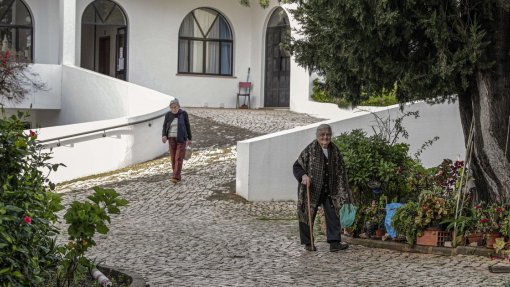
[296,140,352,225]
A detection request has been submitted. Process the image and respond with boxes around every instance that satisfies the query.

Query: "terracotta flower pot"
[417,228,451,247]
[466,232,483,245]
[485,232,502,249]
[375,229,385,238]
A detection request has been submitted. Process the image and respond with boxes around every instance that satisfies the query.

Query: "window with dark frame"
[178,8,233,76]
[0,0,33,62]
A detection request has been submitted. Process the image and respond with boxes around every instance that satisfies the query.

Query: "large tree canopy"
[244,0,510,201]
[290,0,496,104]
[287,0,510,202]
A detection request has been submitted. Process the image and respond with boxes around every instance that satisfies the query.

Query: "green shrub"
[311,79,351,108]
[56,187,128,286]
[0,110,64,286]
[392,202,420,245]
[333,109,438,205]
[333,129,416,204]
[360,84,399,106]
[310,79,398,107]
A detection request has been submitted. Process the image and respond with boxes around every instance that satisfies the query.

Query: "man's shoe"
[330,242,348,252]
[304,244,317,251]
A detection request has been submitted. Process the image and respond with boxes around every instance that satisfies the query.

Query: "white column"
[59,0,76,65]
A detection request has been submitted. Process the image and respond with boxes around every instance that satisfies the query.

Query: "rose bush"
[0,111,64,286]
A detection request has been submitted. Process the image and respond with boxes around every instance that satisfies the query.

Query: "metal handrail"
[38,112,166,144]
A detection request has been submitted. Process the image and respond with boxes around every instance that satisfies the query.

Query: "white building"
[2,0,339,125]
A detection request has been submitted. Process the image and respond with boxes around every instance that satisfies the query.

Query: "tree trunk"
[457,8,510,202]
[458,11,510,201]
[463,74,510,202]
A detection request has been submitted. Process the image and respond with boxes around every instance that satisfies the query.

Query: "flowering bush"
[0,110,64,286]
[1,111,129,286]
[474,203,506,234]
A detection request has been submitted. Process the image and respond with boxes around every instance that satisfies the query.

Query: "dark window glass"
[0,0,33,62]
[178,8,233,76]
[82,0,127,25]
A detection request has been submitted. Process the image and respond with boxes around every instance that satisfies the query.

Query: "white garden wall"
[236,102,465,201]
[32,65,171,183]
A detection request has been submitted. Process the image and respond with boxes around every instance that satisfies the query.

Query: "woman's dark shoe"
[304,244,317,251]
[330,242,348,252]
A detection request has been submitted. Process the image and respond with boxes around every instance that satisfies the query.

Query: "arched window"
[178,8,233,76]
[0,0,33,62]
[81,0,128,80]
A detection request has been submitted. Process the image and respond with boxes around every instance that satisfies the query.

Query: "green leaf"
[0,268,10,274]
[96,223,109,234]
[1,232,14,244]
[11,271,23,277]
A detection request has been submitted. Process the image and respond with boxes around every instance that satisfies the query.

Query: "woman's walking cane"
[306,182,315,250]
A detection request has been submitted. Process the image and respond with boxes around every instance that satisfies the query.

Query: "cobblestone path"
[55,108,509,287]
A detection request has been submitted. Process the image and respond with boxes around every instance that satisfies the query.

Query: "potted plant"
[415,190,450,246]
[500,213,510,239]
[441,214,477,246]
[392,202,420,245]
[474,203,505,248]
[362,196,387,239]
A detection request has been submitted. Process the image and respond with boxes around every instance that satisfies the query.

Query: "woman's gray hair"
[170,98,180,107]
[316,124,332,136]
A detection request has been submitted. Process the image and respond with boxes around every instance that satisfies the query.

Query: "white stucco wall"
[1,64,61,111]
[38,114,166,183]
[57,65,172,125]
[237,102,465,201]
[24,0,60,64]
[18,0,350,115]
[71,0,311,109]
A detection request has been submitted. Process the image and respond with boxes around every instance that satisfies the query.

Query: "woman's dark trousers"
[299,193,341,245]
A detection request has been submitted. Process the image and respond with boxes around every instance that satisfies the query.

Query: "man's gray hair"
[170,98,180,107]
[316,124,332,135]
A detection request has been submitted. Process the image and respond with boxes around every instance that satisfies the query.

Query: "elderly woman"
[293,124,352,252]
[162,98,192,183]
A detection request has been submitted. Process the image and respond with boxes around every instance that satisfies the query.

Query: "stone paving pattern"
[55,108,509,286]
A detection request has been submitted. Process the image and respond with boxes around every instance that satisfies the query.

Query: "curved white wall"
[236,102,465,201]
[33,65,171,183]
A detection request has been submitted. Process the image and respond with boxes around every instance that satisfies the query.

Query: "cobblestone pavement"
[55,108,509,287]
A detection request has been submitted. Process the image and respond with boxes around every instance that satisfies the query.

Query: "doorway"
[98,36,110,75]
[264,8,290,108]
[81,0,128,80]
